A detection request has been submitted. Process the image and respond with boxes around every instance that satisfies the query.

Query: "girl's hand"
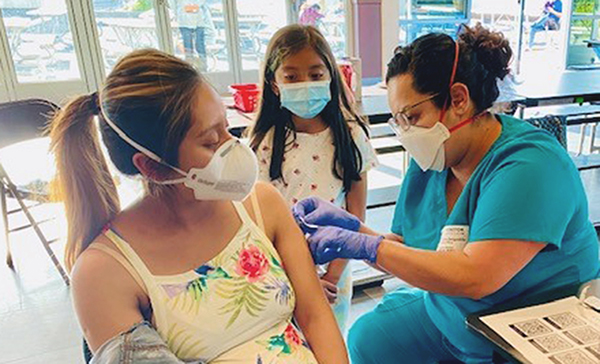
[384,233,404,244]
[320,279,338,304]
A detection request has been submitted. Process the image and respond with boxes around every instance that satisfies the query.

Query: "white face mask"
[393,121,450,172]
[101,110,257,201]
[157,139,258,201]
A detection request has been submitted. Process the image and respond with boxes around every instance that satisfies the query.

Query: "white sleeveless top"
[96,194,317,363]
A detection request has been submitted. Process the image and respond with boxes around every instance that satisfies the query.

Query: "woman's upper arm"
[254,183,329,310]
[71,246,145,353]
[464,239,546,298]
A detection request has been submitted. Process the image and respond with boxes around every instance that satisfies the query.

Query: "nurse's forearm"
[375,240,483,299]
[359,224,404,243]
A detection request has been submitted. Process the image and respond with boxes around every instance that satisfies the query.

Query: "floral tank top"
[102,194,317,364]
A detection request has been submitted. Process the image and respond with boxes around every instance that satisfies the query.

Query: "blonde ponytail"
[49,94,120,271]
[49,49,202,271]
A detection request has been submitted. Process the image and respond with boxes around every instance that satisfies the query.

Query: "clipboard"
[466,283,581,363]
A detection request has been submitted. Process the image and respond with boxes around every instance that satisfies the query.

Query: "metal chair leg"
[0,183,12,269]
[590,122,599,154]
[5,180,69,285]
[578,124,587,156]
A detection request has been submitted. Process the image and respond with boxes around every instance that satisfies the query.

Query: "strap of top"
[87,243,148,295]
[231,189,266,232]
[102,228,157,292]
[250,190,265,232]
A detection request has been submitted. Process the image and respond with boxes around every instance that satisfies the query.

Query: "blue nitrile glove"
[307,226,384,265]
[292,197,361,234]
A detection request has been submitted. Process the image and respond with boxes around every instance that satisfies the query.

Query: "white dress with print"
[255,122,379,333]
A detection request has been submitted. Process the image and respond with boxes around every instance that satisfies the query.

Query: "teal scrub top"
[391,114,600,358]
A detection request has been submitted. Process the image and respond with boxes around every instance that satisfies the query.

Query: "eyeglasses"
[388,93,439,134]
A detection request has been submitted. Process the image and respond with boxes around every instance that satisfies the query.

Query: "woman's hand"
[308,226,384,264]
[292,197,361,233]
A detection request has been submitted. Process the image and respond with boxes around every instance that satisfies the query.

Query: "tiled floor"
[0,127,598,363]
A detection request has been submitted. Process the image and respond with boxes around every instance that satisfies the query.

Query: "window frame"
[0,0,355,102]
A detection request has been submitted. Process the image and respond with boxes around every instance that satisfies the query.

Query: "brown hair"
[49,49,202,270]
[386,23,512,113]
[249,24,368,192]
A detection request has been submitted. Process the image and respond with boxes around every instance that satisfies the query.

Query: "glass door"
[92,0,162,74]
[399,0,470,45]
[296,0,349,59]
[0,0,88,102]
[567,0,600,68]
[236,0,287,83]
[166,0,235,89]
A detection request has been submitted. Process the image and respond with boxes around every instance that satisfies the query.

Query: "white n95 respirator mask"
[101,109,257,201]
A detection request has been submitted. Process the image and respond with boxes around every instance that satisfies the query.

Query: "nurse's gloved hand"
[292,197,361,234]
[307,226,384,265]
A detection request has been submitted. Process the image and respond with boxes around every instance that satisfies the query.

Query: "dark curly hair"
[386,23,513,113]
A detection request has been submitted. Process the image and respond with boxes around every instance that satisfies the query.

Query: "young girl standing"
[250,25,378,334]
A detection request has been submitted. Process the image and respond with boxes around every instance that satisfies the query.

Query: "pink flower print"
[312,155,320,162]
[235,245,270,283]
[284,324,302,347]
[292,142,300,149]
[310,184,318,191]
[262,145,270,151]
[293,169,301,175]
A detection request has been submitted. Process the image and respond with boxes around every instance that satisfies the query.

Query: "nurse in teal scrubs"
[293,24,600,363]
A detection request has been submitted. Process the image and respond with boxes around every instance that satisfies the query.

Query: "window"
[92,0,160,74]
[470,0,568,75]
[567,0,600,68]
[296,0,348,59]
[399,0,469,44]
[237,0,287,71]
[0,0,354,102]
[1,0,80,83]
[168,0,230,73]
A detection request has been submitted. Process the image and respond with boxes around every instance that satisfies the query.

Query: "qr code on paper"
[510,319,553,338]
[564,326,600,345]
[550,350,597,364]
[529,334,573,354]
[544,312,587,330]
[585,343,600,360]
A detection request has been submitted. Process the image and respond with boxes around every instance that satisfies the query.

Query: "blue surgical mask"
[278,80,331,119]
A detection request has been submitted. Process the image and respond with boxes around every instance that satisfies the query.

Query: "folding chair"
[0,98,69,285]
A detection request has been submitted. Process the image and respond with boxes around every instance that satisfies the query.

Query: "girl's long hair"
[250,24,369,192]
